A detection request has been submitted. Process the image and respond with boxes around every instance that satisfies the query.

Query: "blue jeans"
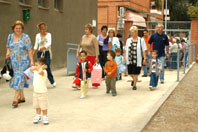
[158,56,165,81]
[37,51,55,84]
[150,72,159,87]
[143,52,152,76]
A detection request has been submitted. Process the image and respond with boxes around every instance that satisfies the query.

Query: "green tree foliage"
[168,0,190,21]
[187,4,198,18]
[156,0,162,10]
[167,0,198,20]
[188,0,198,5]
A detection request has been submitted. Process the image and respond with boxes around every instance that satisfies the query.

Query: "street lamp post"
[165,0,168,34]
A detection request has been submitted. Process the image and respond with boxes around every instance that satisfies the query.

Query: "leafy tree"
[167,0,190,21]
[188,0,198,5]
[187,3,198,18]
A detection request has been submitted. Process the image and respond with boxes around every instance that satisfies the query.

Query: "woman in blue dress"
[6,21,34,108]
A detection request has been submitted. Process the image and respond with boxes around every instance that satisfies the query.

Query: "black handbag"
[1,59,14,80]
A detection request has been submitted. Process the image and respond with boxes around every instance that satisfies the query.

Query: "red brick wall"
[191,18,198,61]
[98,0,164,41]
[98,5,118,34]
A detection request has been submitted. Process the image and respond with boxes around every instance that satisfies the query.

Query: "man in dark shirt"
[148,24,169,84]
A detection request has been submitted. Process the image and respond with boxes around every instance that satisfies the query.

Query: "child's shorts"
[33,92,48,110]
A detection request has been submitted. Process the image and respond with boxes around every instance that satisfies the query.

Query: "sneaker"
[160,80,164,84]
[77,87,81,90]
[142,75,147,77]
[52,82,56,87]
[106,90,110,94]
[43,116,49,125]
[80,95,86,99]
[132,86,137,90]
[112,92,117,96]
[33,115,41,124]
[149,86,153,91]
[72,84,77,88]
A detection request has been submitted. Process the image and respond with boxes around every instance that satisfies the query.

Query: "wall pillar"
[191,18,198,61]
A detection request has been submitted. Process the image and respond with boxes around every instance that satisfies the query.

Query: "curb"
[134,62,196,132]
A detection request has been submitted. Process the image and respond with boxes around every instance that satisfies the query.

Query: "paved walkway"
[0,65,194,132]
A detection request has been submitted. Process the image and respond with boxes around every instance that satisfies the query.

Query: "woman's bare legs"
[130,74,138,89]
[19,89,25,100]
[13,88,20,102]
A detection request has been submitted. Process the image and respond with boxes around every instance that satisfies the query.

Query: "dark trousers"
[37,51,55,84]
[105,77,116,93]
[149,72,159,87]
[99,46,108,78]
[170,53,177,69]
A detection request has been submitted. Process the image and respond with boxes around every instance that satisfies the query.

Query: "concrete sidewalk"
[0,65,193,132]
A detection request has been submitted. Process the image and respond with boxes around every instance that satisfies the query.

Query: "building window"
[19,0,31,5]
[54,0,63,11]
[38,0,49,8]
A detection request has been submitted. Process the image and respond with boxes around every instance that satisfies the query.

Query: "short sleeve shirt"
[149,33,169,57]
[33,70,48,93]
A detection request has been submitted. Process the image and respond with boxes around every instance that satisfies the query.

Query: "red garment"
[73,78,81,87]
[75,60,93,80]
[86,56,96,66]
[73,59,93,87]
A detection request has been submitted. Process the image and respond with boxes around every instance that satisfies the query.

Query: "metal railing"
[66,43,79,76]
[175,44,196,81]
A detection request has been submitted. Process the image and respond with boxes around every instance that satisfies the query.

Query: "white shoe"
[72,84,77,88]
[149,86,153,91]
[33,115,41,124]
[43,116,49,125]
[153,86,157,89]
[80,95,86,99]
[160,80,164,84]
[52,82,56,87]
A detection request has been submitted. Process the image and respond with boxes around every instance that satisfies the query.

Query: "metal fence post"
[177,49,180,81]
[188,44,190,68]
[194,44,196,62]
[190,44,192,64]
[183,47,186,74]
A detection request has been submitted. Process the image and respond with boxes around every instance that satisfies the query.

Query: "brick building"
[98,0,164,42]
[190,18,198,61]
[0,0,97,69]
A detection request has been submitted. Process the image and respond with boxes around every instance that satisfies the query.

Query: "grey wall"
[0,0,97,69]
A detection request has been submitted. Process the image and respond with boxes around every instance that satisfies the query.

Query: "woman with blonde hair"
[108,29,120,51]
[124,26,147,90]
[76,23,99,87]
[6,20,33,107]
[33,22,56,87]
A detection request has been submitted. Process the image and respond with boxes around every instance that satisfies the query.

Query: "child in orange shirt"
[104,51,117,96]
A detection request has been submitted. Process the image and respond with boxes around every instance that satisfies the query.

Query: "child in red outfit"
[75,51,93,99]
